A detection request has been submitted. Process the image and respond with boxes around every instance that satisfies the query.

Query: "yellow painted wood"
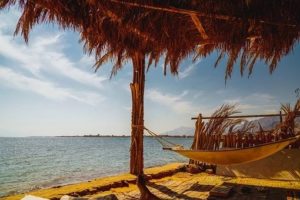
[171,136,299,165]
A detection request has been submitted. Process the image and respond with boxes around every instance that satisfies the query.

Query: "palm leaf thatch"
[280,98,300,133]
[1,0,300,78]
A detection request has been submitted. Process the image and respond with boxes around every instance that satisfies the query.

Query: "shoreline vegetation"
[57,135,193,138]
[0,135,193,138]
[2,162,300,200]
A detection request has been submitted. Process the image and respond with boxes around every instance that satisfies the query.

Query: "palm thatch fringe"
[1,0,299,79]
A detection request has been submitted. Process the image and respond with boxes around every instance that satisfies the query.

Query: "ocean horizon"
[0,136,192,197]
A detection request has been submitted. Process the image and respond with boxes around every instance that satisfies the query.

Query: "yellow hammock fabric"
[169,136,300,165]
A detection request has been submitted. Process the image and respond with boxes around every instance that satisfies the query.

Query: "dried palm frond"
[204,104,242,136]
[192,104,258,150]
[1,0,299,79]
[280,98,300,133]
[237,120,256,134]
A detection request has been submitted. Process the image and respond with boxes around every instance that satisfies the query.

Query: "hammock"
[144,127,300,165]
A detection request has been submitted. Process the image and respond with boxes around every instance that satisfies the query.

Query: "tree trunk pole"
[130,52,145,175]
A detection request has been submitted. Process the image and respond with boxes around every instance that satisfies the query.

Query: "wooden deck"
[90,172,300,200]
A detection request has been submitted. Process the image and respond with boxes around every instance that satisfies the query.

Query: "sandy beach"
[2,162,300,200]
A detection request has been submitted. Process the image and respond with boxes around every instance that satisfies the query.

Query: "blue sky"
[0,8,299,137]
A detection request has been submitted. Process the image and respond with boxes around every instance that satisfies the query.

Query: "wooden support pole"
[189,114,203,165]
[189,14,208,39]
[195,114,202,150]
[130,52,145,175]
[279,111,283,123]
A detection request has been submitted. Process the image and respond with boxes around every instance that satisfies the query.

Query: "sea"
[0,136,192,197]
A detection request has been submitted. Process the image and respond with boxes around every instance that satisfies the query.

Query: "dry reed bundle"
[191,99,300,153]
[1,0,299,79]
[191,104,253,150]
[277,99,300,138]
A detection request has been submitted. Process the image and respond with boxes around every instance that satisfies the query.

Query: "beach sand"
[2,162,300,200]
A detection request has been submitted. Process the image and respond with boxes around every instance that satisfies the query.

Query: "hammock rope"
[143,126,183,149]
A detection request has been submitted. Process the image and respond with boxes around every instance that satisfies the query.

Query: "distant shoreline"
[0,135,194,138]
[57,135,193,138]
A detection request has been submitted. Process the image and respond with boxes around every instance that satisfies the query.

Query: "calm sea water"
[0,137,192,197]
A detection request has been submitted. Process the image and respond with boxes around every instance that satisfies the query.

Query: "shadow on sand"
[147,182,214,200]
[144,182,300,200]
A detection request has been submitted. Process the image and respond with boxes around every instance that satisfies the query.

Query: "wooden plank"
[209,185,233,197]
[190,14,208,39]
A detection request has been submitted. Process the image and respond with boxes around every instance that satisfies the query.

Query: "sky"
[0,8,299,137]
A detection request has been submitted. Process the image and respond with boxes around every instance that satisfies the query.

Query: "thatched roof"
[1,0,300,78]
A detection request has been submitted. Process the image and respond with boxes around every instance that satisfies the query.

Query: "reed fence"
[189,112,300,166]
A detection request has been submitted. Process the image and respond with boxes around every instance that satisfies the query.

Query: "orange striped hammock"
[164,136,299,165]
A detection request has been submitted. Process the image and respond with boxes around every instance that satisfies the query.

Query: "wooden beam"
[191,112,300,120]
[103,10,156,43]
[109,0,230,20]
[190,14,208,39]
[109,0,298,28]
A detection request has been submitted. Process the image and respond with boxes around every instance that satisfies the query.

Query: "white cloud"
[0,35,41,75]
[42,49,107,89]
[0,67,104,105]
[123,84,131,93]
[193,91,204,99]
[222,93,278,113]
[178,59,201,79]
[248,93,275,102]
[0,9,108,106]
[216,89,227,95]
[146,89,195,114]
[223,98,241,104]
[157,57,201,79]
[238,104,258,110]
[78,55,95,68]
[123,106,131,111]
[179,90,189,98]
[0,8,20,31]
[0,33,107,89]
